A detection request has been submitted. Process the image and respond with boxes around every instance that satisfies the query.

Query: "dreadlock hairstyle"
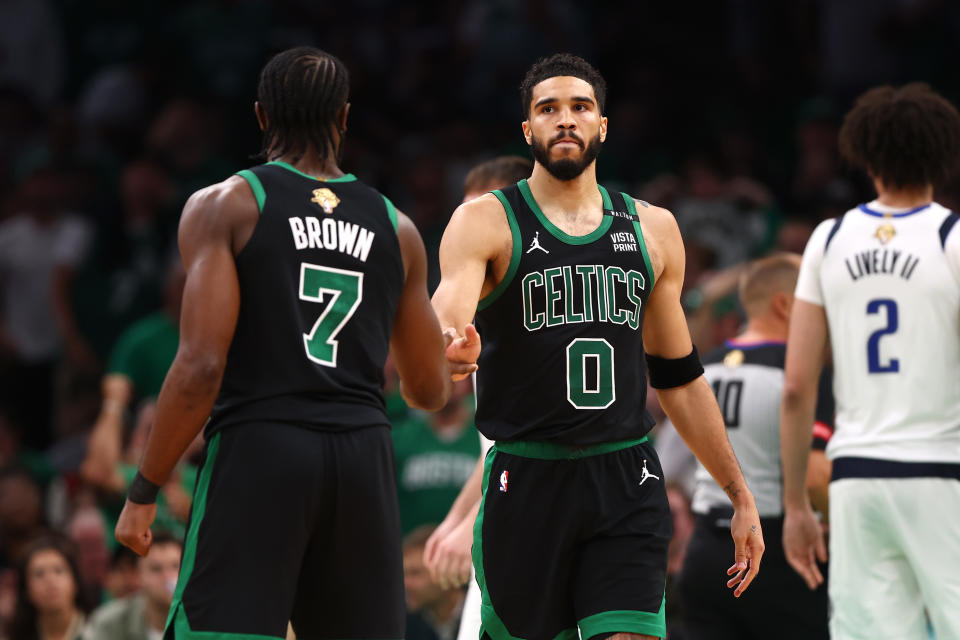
[256,47,350,164]
[838,83,960,189]
[519,53,607,118]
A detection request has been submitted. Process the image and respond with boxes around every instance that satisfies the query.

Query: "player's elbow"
[174,349,227,392]
[781,379,813,413]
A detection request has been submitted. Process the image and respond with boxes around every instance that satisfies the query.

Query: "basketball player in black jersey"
[432,54,764,640]
[114,47,479,640]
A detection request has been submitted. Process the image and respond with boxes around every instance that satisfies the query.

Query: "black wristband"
[128,471,161,505]
[646,346,704,389]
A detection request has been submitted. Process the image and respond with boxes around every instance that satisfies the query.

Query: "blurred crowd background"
[2,1,960,639]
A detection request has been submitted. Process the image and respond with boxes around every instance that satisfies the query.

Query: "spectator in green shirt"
[393,379,480,535]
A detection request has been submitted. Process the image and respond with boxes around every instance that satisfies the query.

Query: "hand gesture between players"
[444,324,481,381]
[728,502,765,597]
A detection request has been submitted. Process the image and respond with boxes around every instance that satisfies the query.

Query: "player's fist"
[115,500,157,556]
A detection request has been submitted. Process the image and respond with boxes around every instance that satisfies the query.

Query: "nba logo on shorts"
[499,470,509,493]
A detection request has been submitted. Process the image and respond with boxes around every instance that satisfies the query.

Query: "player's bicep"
[432,202,496,330]
[175,194,241,368]
[784,300,829,397]
[642,213,693,358]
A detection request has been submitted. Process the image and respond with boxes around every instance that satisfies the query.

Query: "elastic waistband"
[832,457,960,481]
[495,435,648,460]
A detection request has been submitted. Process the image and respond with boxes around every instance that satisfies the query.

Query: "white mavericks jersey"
[795,200,960,465]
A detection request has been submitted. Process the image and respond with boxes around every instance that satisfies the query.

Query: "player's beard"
[530,130,602,181]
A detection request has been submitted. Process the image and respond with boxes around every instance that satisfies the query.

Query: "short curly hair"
[519,53,607,118]
[838,83,960,189]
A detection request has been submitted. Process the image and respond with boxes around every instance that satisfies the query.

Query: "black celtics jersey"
[474,179,656,445]
[207,161,403,435]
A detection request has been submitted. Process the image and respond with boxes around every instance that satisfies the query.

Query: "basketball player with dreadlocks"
[114,47,479,640]
[432,53,764,640]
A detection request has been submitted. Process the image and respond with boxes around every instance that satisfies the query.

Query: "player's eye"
[543,106,554,113]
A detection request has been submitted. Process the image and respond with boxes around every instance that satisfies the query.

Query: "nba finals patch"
[311,188,340,214]
[724,350,744,368]
[874,221,896,245]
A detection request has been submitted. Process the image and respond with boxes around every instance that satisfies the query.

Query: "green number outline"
[566,337,616,409]
[299,263,364,367]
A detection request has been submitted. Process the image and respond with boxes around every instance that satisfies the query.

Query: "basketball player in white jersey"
[421,156,532,640]
[781,83,960,639]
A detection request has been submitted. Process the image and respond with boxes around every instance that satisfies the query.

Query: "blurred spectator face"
[121,161,174,224]
[139,542,181,610]
[0,471,42,536]
[776,219,815,254]
[403,544,445,612]
[103,549,139,600]
[66,509,109,591]
[26,549,77,614]
[147,100,215,173]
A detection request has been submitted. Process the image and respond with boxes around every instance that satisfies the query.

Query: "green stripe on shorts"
[495,436,648,460]
[578,598,666,639]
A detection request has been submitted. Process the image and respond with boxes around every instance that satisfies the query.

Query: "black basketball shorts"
[164,422,404,640]
[473,436,671,640]
[677,510,828,640]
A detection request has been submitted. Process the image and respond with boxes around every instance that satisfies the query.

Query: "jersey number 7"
[299,263,364,367]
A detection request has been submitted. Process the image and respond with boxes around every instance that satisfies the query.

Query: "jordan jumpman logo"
[526,231,549,254]
[639,460,660,486]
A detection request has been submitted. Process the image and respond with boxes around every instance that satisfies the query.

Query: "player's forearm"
[137,353,223,485]
[780,384,818,510]
[446,455,485,523]
[658,377,754,508]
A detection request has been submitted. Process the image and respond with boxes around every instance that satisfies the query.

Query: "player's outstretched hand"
[444,324,481,381]
[424,512,474,590]
[115,500,157,557]
[727,502,765,597]
[783,504,827,590]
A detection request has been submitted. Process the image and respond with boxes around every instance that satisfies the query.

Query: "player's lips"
[552,139,582,148]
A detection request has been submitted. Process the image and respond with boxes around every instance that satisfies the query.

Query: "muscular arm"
[431,194,507,336]
[781,300,828,511]
[390,211,451,410]
[137,181,252,486]
[780,299,830,588]
[641,206,763,597]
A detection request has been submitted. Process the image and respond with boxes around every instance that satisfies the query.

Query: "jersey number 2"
[300,263,364,367]
[866,298,899,374]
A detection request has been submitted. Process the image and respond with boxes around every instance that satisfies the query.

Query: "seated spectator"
[100,546,139,603]
[8,536,87,640]
[403,526,464,640]
[393,380,480,535]
[0,468,46,571]
[65,509,109,607]
[83,533,181,640]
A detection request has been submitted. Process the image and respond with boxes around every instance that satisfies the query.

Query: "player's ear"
[772,292,793,321]
[599,115,608,143]
[254,102,268,132]
[338,102,351,132]
[522,120,532,145]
